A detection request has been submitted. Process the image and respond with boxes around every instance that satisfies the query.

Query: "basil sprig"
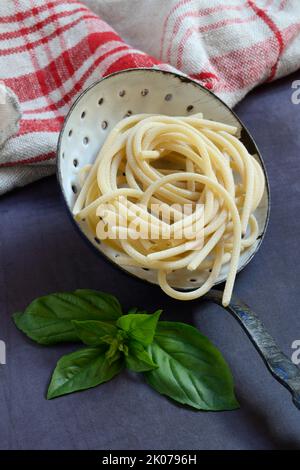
[13,290,239,411]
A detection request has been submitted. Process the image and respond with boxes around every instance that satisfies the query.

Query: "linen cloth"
[0,0,300,194]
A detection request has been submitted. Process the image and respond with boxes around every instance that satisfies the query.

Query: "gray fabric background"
[0,72,300,450]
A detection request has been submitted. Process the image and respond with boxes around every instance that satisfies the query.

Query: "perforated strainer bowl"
[57,68,269,290]
[57,68,300,410]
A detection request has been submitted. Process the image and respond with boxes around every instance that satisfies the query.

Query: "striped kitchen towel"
[0,0,300,194]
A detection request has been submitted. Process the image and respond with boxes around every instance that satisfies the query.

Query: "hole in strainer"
[73,159,78,167]
[187,105,194,112]
[81,111,86,119]
[101,120,108,129]
[71,184,77,194]
[141,89,149,96]
[68,129,73,137]
[189,278,197,282]
[119,90,126,97]
[98,98,104,105]
[94,237,101,245]
[165,93,172,101]
[83,136,89,145]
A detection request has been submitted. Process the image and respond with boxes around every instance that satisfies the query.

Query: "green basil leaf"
[126,340,158,372]
[144,322,239,411]
[72,320,118,346]
[13,289,122,345]
[47,346,123,399]
[117,310,162,346]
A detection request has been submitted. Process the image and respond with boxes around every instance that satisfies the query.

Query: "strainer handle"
[205,289,300,410]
